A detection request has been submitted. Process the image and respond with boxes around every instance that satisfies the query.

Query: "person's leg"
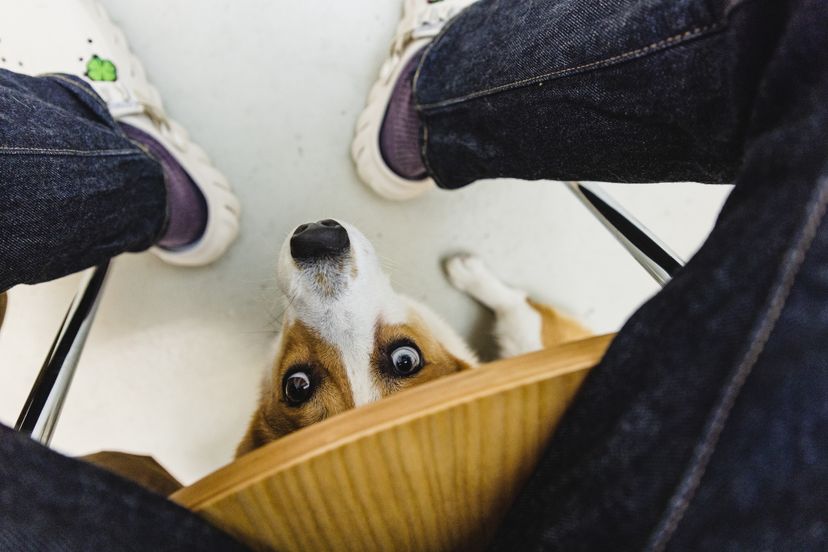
[0,0,241,276]
[0,424,249,551]
[359,0,828,548]
[0,69,168,292]
[404,0,826,548]
[414,0,779,189]
[352,0,777,196]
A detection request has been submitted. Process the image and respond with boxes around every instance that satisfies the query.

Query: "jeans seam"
[0,146,142,156]
[42,73,111,113]
[645,175,828,552]
[42,73,129,139]
[420,122,441,187]
[414,17,727,187]
[417,23,725,111]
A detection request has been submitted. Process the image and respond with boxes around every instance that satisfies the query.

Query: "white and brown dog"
[237,220,590,456]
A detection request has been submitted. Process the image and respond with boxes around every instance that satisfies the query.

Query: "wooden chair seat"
[172,334,612,552]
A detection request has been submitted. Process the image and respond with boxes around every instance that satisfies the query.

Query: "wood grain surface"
[173,334,613,551]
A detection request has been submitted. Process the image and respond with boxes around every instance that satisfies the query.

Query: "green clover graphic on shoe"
[85,55,117,82]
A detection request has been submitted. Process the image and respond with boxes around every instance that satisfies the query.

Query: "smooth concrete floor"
[0,0,732,484]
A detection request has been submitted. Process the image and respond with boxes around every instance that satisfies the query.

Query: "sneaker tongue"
[411,0,458,40]
[92,82,146,119]
[107,98,145,119]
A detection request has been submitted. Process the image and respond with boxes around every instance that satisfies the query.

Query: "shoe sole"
[85,0,241,266]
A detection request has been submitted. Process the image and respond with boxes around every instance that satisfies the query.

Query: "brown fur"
[237,313,472,457]
[528,299,593,348]
[0,292,6,331]
[237,320,355,456]
[371,314,472,398]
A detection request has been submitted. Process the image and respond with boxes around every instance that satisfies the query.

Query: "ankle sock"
[120,123,208,249]
[379,50,428,180]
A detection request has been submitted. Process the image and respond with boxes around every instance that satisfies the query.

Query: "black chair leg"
[567,182,684,287]
[15,262,110,445]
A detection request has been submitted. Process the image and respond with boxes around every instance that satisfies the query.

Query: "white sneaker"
[351,0,478,201]
[0,0,240,266]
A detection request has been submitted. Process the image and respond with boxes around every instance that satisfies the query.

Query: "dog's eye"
[389,345,423,376]
[283,371,313,406]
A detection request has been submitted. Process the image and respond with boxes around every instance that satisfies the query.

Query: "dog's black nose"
[290,219,350,261]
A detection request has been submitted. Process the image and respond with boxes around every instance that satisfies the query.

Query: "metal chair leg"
[567,182,684,287]
[15,262,110,445]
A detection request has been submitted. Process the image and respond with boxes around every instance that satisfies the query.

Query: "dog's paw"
[445,254,491,292]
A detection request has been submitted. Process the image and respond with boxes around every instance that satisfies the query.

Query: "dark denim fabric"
[416,0,828,550]
[0,73,243,549]
[415,0,779,188]
[0,425,249,552]
[0,70,166,292]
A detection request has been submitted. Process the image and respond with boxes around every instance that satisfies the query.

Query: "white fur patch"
[446,254,544,358]
[276,222,411,407]
[493,305,544,358]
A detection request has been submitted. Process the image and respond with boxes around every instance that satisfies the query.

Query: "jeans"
[1,0,826,549]
[0,72,244,549]
[0,69,166,293]
[0,425,248,551]
[415,0,828,549]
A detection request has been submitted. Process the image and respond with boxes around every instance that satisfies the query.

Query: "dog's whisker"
[238,329,281,336]
[379,258,399,271]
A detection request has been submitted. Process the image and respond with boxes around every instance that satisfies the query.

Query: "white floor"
[0,0,732,485]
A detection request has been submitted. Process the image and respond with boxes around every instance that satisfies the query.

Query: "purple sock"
[120,123,208,249]
[380,50,428,180]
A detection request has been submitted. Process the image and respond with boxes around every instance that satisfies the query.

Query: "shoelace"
[100,78,223,180]
[381,0,472,83]
[95,74,190,152]
[410,1,466,40]
[84,1,194,154]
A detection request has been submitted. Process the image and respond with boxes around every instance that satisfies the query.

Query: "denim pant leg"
[0,69,167,292]
[414,0,828,549]
[415,0,781,188]
[0,425,249,551]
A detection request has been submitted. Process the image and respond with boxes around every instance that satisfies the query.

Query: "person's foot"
[0,0,240,266]
[351,0,478,201]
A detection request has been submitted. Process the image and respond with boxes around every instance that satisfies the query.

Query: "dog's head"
[237,219,477,455]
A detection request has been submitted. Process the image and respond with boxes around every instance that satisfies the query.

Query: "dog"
[237,220,590,456]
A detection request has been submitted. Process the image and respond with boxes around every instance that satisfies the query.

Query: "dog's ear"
[453,356,474,372]
[236,406,279,458]
[236,398,303,457]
